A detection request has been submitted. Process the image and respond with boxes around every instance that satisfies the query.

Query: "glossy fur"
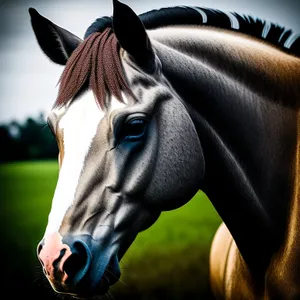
[29,1,300,298]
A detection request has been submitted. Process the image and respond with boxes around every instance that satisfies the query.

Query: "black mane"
[84,5,300,57]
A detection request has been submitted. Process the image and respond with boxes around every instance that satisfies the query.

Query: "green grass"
[0,161,222,299]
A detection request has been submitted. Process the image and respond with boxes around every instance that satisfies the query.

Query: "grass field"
[0,161,222,300]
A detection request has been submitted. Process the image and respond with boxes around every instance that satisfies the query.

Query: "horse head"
[30,1,204,297]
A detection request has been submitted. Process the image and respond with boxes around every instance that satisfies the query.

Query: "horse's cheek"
[145,98,204,210]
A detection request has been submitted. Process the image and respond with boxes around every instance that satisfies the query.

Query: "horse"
[29,0,300,299]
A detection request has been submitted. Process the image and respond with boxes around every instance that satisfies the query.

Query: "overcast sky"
[0,0,299,124]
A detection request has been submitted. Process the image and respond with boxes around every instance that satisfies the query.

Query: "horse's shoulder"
[210,223,263,300]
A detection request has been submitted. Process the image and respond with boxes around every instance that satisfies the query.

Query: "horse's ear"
[112,0,155,71]
[29,8,82,65]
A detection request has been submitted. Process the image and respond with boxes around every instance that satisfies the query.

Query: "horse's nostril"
[64,253,85,276]
[53,249,66,271]
[62,241,91,285]
[37,241,44,255]
[37,241,45,267]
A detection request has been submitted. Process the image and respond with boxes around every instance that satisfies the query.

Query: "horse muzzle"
[37,232,120,298]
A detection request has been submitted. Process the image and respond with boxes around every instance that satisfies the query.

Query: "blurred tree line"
[0,113,58,162]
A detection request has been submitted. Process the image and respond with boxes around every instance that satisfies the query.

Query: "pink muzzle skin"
[38,232,73,285]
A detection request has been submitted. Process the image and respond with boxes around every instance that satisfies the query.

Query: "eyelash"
[47,122,55,135]
[120,118,148,142]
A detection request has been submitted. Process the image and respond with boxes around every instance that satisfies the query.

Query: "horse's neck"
[152,27,300,272]
[150,27,300,105]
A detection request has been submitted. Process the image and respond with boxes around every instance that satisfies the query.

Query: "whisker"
[119,259,138,278]
[105,269,129,287]
[41,124,49,131]
[120,268,137,279]
[106,290,115,300]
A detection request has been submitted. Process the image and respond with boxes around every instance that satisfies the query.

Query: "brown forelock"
[54,28,135,110]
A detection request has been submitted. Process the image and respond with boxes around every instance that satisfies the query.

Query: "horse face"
[39,89,160,297]
[32,1,204,297]
[38,66,203,296]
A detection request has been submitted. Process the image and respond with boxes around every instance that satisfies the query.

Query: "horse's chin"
[73,254,121,298]
[48,257,119,299]
[60,281,110,299]
[52,287,109,300]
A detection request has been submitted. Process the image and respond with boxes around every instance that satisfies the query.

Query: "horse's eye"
[123,118,147,141]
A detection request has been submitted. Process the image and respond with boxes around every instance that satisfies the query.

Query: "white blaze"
[45,91,104,236]
[44,92,128,237]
